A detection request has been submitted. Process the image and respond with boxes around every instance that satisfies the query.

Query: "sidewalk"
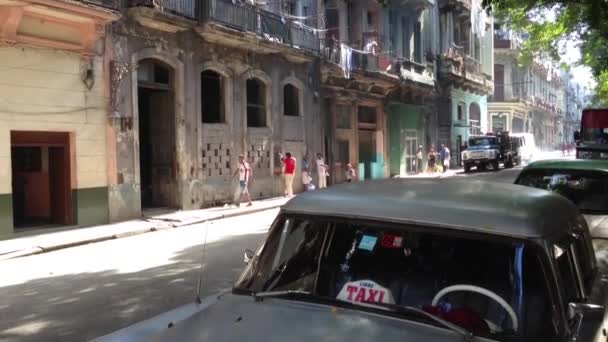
[395,168,462,179]
[0,196,288,261]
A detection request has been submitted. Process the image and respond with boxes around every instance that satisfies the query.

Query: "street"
[0,166,539,342]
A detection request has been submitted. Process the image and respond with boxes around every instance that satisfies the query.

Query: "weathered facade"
[0,0,119,235]
[489,23,565,150]
[437,0,493,166]
[107,0,322,220]
[321,0,439,181]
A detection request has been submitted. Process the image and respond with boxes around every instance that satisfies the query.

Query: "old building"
[489,23,565,149]
[107,0,322,220]
[320,0,439,181]
[0,0,119,235]
[437,0,494,166]
[563,73,591,145]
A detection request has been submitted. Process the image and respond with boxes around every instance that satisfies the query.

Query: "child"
[346,163,356,182]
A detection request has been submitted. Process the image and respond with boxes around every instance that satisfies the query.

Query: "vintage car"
[94,179,608,342]
[515,159,608,239]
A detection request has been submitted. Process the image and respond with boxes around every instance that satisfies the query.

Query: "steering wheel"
[432,284,519,333]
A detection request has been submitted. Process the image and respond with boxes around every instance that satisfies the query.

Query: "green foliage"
[483,0,608,103]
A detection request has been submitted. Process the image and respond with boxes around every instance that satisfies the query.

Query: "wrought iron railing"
[82,0,120,10]
[199,0,319,52]
[464,55,481,74]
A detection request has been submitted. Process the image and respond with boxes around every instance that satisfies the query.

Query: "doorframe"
[10,131,74,226]
[131,49,185,209]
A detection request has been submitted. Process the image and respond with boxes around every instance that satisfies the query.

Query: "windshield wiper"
[252,290,313,302]
[369,303,476,341]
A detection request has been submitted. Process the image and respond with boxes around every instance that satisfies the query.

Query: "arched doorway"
[137,59,176,208]
[469,102,481,135]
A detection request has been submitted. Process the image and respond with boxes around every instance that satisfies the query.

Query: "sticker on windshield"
[381,234,403,249]
[358,235,378,251]
[336,280,395,307]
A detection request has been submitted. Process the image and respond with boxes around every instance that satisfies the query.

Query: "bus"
[575,108,608,159]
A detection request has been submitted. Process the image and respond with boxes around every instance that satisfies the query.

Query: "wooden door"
[148,91,176,207]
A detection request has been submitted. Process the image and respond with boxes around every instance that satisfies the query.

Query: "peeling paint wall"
[107,17,322,221]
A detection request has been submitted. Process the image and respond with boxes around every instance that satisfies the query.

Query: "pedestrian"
[316,153,329,189]
[233,154,252,207]
[439,144,450,173]
[416,146,423,174]
[426,147,437,174]
[345,163,356,182]
[301,154,311,191]
[279,152,296,197]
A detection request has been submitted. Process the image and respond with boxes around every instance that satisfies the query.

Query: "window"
[469,103,481,135]
[201,70,224,123]
[457,102,466,121]
[283,84,300,116]
[337,140,349,163]
[235,215,554,339]
[413,21,422,63]
[247,78,266,127]
[336,105,351,129]
[402,17,410,60]
[474,34,481,61]
[367,11,373,26]
[358,106,376,124]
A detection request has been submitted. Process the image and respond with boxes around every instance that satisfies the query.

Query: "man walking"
[316,153,329,189]
[439,144,450,173]
[280,152,296,197]
[233,154,252,207]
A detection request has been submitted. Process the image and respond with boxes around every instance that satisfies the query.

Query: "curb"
[0,204,283,261]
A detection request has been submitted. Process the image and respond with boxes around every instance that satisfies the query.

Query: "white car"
[511,133,538,164]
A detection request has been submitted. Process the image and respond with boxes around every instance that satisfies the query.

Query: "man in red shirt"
[280,152,297,197]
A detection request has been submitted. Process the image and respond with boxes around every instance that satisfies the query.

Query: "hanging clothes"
[340,43,353,79]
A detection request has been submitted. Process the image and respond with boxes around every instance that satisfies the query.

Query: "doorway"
[137,59,176,208]
[403,130,418,174]
[358,130,376,180]
[10,131,71,229]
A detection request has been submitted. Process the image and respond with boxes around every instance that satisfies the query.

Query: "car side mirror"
[568,302,604,321]
[244,249,254,265]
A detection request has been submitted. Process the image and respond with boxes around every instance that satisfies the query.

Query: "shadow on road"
[0,231,267,342]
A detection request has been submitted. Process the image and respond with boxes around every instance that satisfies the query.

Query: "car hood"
[142,294,495,342]
[584,214,608,239]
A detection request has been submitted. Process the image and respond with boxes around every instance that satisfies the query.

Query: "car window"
[235,215,556,340]
[515,169,608,214]
[552,238,586,303]
[469,137,497,146]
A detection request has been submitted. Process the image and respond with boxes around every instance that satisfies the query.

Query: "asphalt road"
[0,167,525,342]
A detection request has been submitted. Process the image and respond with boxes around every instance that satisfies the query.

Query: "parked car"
[94,179,607,342]
[511,133,538,164]
[462,132,516,172]
[514,159,608,239]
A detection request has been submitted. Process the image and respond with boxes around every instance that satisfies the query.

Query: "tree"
[482,0,608,104]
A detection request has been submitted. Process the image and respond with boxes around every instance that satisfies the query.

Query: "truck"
[461,132,516,172]
[575,108,608,160]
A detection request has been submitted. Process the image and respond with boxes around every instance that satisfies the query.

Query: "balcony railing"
[464,55,481,74]
[199,0,319,52]
[82,0,120,10]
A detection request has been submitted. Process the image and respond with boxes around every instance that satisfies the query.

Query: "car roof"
[281,178,579,239]
[522,159,608,173]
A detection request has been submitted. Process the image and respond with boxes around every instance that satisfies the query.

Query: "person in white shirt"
[233,155,252,207]
[316,153,329,189]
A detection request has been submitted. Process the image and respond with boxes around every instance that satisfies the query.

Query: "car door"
[551,228,608,342]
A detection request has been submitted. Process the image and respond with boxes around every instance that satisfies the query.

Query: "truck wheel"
[505,157,514,168]
[479,163,486,171]
[492,160,500,170]
[464,164,471,173]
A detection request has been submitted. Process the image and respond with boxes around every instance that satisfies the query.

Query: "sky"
[562,40,595,89]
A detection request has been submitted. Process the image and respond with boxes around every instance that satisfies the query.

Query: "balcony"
[439,44,492,93]
[438,0,471,11]
[0,0,119,55]
[127,0,319,52]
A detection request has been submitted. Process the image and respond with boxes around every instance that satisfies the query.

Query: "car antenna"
[195,218,210,304]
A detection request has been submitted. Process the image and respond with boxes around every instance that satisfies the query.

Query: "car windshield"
[469,137,497,146]
[235,215,555,340]
[516,169,608,214]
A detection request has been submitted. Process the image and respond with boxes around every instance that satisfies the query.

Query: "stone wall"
[108,18,322,221]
